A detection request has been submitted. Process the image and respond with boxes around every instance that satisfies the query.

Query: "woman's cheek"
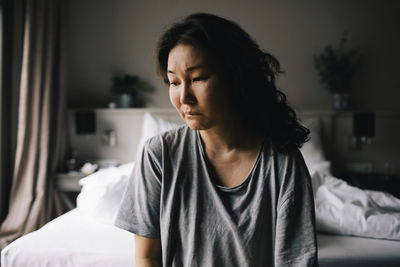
[169,89,181,109]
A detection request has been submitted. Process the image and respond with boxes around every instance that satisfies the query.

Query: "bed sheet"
[1,209,135,267]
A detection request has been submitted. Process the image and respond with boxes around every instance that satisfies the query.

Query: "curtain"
[0,0,67,249]
[0,0,16,223]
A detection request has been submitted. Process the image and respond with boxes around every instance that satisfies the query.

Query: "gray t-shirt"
[115,125,317,266]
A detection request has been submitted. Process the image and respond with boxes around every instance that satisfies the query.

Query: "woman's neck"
[199,123,264,155]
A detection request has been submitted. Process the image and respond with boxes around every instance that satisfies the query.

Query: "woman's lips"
[184,111,201,117]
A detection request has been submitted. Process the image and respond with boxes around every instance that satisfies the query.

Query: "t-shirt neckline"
[195,130,264,192]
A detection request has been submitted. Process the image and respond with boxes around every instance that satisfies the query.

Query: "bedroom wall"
[66,0,400,112]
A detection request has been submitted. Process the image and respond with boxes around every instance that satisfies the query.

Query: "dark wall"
[66,0,400,112]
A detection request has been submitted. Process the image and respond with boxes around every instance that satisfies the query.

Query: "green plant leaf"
[313,32,362,93]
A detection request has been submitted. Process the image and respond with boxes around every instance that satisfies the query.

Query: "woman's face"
[167,44,231,130]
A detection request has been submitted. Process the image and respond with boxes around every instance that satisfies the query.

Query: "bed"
[2,210,400,267]
[2,110,400,266]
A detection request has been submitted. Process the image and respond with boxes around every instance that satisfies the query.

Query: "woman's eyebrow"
[167,64,206,74]
[186,64,206,72]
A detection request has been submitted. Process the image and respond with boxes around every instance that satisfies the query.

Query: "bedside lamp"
[351,112,375,150]
[103,130,117,147]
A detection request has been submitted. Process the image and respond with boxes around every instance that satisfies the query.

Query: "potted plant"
[111,74,154,108]
[313,33,362,111]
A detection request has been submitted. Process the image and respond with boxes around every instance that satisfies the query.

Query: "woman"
[115,13,317,267]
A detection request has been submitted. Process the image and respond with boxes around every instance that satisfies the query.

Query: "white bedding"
[302,118,400,241]
[3,209,400,267]
[314,171,400,240]
[1,209,135,267]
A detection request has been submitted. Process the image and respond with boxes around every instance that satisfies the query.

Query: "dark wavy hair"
[156,13,309,151]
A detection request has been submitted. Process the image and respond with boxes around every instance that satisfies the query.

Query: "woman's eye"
[192,77,207,82]
[169,81,179,86]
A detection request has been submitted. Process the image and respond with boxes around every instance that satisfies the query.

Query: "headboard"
[68,108,183,165]
[68,108,400,175]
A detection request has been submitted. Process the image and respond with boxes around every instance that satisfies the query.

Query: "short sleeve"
[274,149,318,266]
[114,137,163,238]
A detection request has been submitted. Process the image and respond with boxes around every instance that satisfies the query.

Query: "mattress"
[2,208,400,267]
[318,233,400,267]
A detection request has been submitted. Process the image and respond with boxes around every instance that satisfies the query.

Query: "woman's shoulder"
[140,125,197,169]
[267,141,311,195]
[161,124,192,139]
[266,139,303,162]
[144,124,195,151]
[264,140,308,177]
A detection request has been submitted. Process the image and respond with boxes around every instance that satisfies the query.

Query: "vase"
[332,93,349,111]
[119,93,133,108]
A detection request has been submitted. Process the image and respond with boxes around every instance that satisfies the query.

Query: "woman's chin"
[185,122,202,130]
[184,120,208,131]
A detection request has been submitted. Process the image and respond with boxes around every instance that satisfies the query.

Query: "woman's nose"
[180,83,196,105]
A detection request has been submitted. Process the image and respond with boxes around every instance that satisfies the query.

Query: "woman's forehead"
[167,44,212,71]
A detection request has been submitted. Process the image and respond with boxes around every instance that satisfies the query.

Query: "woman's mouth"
[184,111,201,117]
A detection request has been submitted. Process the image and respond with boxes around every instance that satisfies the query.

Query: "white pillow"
[76,113,182,224]
[76,162,134,224]
[300,118,331,176]
[136,112,182,155]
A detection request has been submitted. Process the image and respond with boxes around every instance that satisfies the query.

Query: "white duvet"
[312,169,400,240]
[300,118,400,240]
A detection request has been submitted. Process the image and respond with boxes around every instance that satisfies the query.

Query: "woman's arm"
[274,150,318,266]
[135,235,162,267]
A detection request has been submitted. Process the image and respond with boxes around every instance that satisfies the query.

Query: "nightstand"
[338,172,400,198]
[55,172,86,210]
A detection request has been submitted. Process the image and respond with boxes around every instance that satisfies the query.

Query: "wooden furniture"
[55,172,86,210]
